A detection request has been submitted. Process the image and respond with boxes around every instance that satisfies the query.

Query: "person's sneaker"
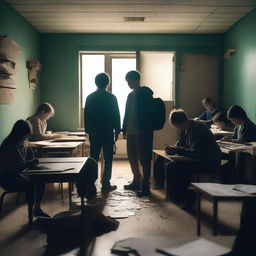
[33,208,50,217]
[123,182,140,191]
[101,185,117,194]
[136,189,150,197]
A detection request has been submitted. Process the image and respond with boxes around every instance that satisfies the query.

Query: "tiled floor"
[0,160,242,256]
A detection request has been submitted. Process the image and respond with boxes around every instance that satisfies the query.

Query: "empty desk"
[191,182,256,236]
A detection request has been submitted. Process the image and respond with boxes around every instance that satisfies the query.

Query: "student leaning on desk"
[194,97,221,127]
[27,102,63,141]
[164,109,222,208]
[226,105,256,143]
[220,105,256,184]
[212,111,234,132]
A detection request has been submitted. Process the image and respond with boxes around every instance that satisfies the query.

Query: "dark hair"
[95,73,110,88]
[227,105,247,120]
[213,111,228,123]
[36,102,54,115]
[169,109,188,124]
[0,120,32,151]
[125,70,140,81]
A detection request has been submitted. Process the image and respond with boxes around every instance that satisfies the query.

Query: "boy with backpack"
[122,70,165,197]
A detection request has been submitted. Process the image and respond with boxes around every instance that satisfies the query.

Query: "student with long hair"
[227,105,256,143]
[0,120,49,218]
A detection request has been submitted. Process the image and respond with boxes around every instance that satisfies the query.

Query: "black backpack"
[151,97,166,130]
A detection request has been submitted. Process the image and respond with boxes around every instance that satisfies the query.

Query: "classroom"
[0,0,256,255]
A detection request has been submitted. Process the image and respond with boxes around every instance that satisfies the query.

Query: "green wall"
[0,0,40,142]
[223,9,256,122]
[40,33,224,131]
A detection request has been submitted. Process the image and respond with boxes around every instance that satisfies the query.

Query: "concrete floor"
[0,160,242,256]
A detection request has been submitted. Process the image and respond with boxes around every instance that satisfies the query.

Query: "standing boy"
[122,70,154,197]
[84,73,121,193]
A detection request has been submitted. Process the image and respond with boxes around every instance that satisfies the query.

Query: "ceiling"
[6,0,256,34]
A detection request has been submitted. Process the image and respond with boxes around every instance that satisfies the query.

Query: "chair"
[0,188,33,224]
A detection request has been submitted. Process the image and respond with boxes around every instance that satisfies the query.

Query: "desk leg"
[28,203,33,224]
[213,199,218,235]
[197,192,201,236]
[100,150,104,183]
[68,182,72,210]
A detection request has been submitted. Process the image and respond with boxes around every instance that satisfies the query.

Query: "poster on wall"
[0,36,21,104]
[26,59,41,89]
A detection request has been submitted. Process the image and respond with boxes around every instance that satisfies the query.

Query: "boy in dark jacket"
[122,70,154,197]
[165,109,221,206]
[84,73,121,193]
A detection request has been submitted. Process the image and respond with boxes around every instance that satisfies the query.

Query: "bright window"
[81,54,105,104]
[111,58,136,121]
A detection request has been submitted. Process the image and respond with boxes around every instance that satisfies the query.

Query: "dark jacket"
[197,108,222,128]
[176,120,222,171]
[233,118,256,143]
[84,89,121,134]
[122,86,153,134]
[0,143,35,184]
[197,108,221,121]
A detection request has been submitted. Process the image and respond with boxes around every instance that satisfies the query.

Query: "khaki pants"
[126,132,153,185]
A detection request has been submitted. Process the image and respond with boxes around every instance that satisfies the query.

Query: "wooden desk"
[25,158,88,210]
[51,136,88,156]
[67,131,86,137]
[30,141,84,157]
[191,182,256,236]
[211,128,233,137]
[39,157,86,163]
[51,135,86,142]
[218,141,256,155]
[153,150,199,199]
[153,149,198,163]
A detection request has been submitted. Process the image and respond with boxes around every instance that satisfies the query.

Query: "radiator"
[114,138,127,159]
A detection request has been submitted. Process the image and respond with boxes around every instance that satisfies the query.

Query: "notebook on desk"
[233,184,256,195]
[217,141,247,150]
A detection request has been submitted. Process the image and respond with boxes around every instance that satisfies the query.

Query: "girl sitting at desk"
[227,105,256,143]
[222,105,256,183]
[0,120,49,217]
[27,102,62,141]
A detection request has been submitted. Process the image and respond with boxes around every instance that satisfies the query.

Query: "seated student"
[225,105,256,183]
[0,120,49,217]
[27,102,62,141]
[195,97,221,126]
[212,111,234,132]
[227,105,256,143]
[165,109,221,207]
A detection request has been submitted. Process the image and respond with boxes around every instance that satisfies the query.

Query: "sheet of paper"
[156,238,231,256]
[233,184,256,195]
